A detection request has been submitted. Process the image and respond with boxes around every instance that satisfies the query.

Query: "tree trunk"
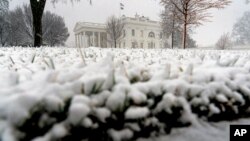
[33,16,42,47]
[30,0,46,47]
[171,28,174,49]
[114,40,116,48]
[171,13,175,49]
[182,14,187,49]
[171,33,174,49]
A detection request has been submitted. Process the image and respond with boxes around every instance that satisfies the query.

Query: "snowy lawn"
[1,47,250,141]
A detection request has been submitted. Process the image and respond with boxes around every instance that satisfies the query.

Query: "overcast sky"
[9,0,249,47]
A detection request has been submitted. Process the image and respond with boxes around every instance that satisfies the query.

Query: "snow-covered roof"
[74,22,106,32]
[74,15,161,33]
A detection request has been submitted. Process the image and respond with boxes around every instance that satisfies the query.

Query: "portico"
[74,22,108,48]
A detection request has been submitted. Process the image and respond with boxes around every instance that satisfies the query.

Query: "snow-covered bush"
[1,47,250,141]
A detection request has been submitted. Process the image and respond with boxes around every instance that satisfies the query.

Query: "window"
[148,32,155,38]
[132,29,135,36]
[123,30,126,37]
[132,42,137,48]
[141,30,144,37]
[160,32,163,39]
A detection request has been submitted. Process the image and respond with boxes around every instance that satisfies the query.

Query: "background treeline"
[0,3,69,47]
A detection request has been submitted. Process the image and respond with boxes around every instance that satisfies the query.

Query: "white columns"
[79,33,81,47]
[82,33,84,47]
[78,34,81,47]
[83,31,86,48]
[75,34,77,47]
[98,32,101,47]
[81,32,83,47]
[76,34,78,47]
[92,32,95,46]
[77,34,80,47]
[75,30,106,48]
[79,34,81,47]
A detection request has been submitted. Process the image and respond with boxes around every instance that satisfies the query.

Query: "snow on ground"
[138,118,250,141]
[1,47,250,141]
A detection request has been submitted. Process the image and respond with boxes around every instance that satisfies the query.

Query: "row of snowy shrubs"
[2,48,250,141]
[3,66,250,141]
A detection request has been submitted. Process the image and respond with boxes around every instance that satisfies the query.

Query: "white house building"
[74,14,170,48]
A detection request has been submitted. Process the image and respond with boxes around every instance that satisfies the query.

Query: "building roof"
[74,14,161,33]
[74,22,106,32]
[121,14,160,24]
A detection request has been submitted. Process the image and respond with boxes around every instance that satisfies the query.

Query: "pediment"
[73,23,83,32]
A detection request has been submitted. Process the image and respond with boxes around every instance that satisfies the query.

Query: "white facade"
[74,22,108,48]
[74,14,170,48]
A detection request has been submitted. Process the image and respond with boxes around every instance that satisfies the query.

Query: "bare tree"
[7,7,25,46]
[0,0,9,46]
[161,4,181,49]
[6,5,69,46]
[232,11,250,45]
[43,11,69,46]
[174,30,197,48]
[0,0,8,15]
[0,15,10,46]
[161,4,196,48]
[160,0,181,48]
[160,0,231,49]
[106,15,125,48]
[216,33,231,50]
[27,0,91,47]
